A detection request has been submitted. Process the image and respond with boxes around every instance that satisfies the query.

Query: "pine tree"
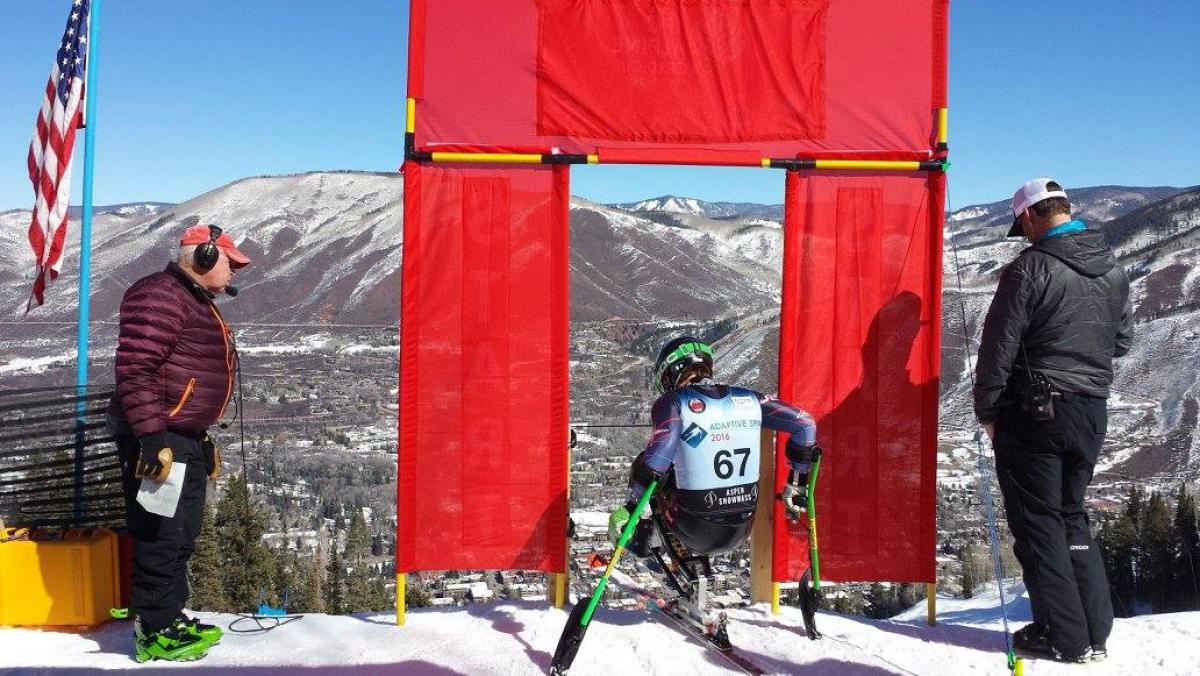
[324,539,345,614]
[290,544,325,614]
[1174,484,1200,610]
[405,575,433,609]
[345,510,370,560]
[1098,509,1138,617]
[188,502,228,610]
[273,550,302,612]
[865,583,896,619]
[346,563,372,613]
[344,510,372,612]
[959,544,978,599]
[216,473,274,612]
[1139,492,1175,612]
[369,575,393,612]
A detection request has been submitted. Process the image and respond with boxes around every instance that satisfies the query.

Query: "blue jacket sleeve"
[758,392,818,472]
[627,394,681,502]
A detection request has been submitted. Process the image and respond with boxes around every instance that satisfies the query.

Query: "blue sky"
[1,1,1197,212]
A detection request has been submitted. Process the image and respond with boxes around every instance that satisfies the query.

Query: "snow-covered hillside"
[613,194,783,220]
[2,583,1196,674]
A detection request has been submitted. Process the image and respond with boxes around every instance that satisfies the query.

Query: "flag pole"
[74,0,101,521]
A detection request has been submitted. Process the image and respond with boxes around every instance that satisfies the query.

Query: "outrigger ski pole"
[798,450,823,640]
[550,480,658,676]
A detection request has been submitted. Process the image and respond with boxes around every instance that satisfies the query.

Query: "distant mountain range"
[1,173,1197,486]
[612,195,783,220]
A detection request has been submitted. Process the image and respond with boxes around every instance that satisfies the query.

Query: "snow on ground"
[2,583,1197,675]
[0,351,75,375]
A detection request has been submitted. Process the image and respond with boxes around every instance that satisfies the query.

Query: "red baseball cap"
[179,224,251,268]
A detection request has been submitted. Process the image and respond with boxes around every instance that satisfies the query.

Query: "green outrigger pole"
[798,451,823,640]
[550,480,658,675]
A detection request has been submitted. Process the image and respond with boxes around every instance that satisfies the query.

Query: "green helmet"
[654,336,714,395]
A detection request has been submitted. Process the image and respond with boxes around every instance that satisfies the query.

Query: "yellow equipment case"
[0,527,120,627]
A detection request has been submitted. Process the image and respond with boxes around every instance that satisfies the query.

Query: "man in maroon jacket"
[108,223,248,662]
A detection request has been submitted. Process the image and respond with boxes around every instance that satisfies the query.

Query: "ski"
[649,601,765,675]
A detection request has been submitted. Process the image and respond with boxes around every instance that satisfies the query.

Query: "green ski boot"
[175,613,223,645]
[134,618,211,663]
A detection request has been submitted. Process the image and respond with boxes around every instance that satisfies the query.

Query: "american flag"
[27,0,91,311]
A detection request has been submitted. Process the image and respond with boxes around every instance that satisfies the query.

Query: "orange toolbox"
[0,527,120,627]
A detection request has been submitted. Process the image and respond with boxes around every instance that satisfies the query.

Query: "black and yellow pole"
[937,107,949,153]
[409,151,946,172]
[404,97,418,161]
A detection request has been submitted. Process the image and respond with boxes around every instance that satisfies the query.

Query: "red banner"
[536,0,827,143]
[411,0,948,158]
[398,162,570,573]
[774,171,942,583]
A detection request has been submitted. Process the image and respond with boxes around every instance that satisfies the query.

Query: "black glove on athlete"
[780,440,819,522]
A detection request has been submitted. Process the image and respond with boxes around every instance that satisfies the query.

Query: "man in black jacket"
[974,178,1133,663]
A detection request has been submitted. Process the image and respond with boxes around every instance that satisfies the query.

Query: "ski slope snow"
[1,583,1196,674]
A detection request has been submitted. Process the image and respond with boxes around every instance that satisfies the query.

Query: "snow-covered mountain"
[2,582,1196,674]
[1,173,1197,485]
[940,185,1200,484]
[612,194,783,220]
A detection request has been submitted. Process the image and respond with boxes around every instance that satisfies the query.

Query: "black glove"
[201,433,220,480]
[781,442,820,523]
[135,433,173,483]
[785,439,818,474]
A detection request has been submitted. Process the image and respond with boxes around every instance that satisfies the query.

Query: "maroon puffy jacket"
[108,263,236,438]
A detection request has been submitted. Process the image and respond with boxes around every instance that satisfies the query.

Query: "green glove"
[608,501,643,543]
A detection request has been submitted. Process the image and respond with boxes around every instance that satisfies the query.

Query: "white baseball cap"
[1008,178,1068,237]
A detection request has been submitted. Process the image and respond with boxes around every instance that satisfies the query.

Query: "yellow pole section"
[760,159,772,168]
[813,159,923,171]
[554,422,570,609]
[926,582,937,626]
[430,152,544,164]
[587,154,599,164]
[937,108,948,145]
[406,98,416,134]
[749,430,776,604]
[553,572,568,608]
[396,573,407,626]
[771,583,780,615]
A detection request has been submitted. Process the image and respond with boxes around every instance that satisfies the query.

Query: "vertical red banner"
[775,171,940,583]
[398,162,570,573]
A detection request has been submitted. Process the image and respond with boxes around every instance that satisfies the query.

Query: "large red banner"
[774,171,943,582]
[535,0,827,144]
[410,0,948,159]
[398,162,570,573]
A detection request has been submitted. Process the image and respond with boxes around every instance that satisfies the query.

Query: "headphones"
[194,224,223,271]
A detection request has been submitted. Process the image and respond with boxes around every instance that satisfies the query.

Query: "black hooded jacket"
[973,226,1133,424]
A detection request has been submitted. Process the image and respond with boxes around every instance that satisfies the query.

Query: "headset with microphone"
[193,224,223,271]
[193,224,239,297]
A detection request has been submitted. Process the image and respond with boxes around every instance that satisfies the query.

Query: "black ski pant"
[993,393,1113,655]
[115,425,208,634]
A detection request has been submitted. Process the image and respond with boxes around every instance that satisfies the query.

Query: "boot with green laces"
[134,617,210,663]
[175,613,223,645]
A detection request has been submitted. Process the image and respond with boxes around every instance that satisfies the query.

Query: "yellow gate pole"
[397,572,407,626]
[750,429,777,607]
[553,426,576,609]
[926,582,937,626]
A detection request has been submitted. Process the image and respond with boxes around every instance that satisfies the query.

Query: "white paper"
[136,462,186,518]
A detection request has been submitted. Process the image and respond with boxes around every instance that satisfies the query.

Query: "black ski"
[649,601,765,675]
[797,568,823,640]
